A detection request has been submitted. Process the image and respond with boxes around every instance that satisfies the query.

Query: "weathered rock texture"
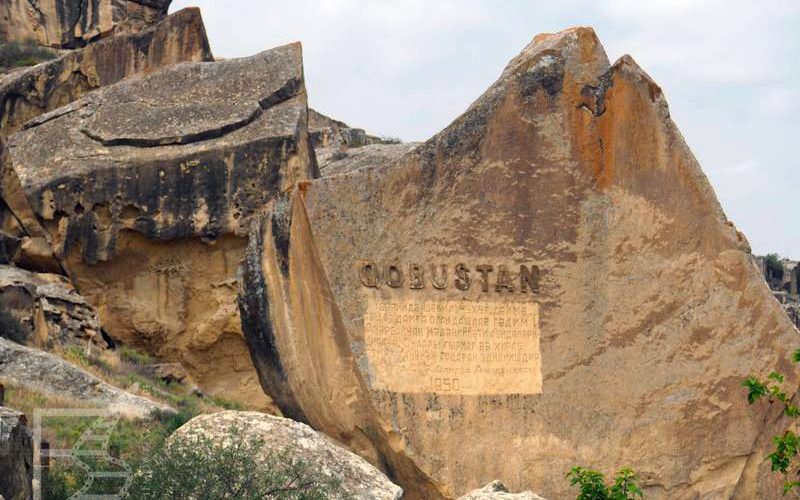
[239,27,799,498]
[316,143,418,177]
[0,0,172,48]
[0,337,171,417]
[0,406,32,500]
[0,7,212,143]
[172,411,403,500]
[5,42,315,412]
[0,264,107,349]
[458,481,547,500]
[309,109,396,150]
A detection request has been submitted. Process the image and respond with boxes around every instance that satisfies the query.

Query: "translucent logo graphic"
[33,409,132,500]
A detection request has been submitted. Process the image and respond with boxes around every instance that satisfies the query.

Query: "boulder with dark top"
[4,42,314,413]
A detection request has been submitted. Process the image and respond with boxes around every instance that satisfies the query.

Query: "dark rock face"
[238,28,798,499]
[1,0,173,48]
[0,406,32,500]
[4,42,314,412]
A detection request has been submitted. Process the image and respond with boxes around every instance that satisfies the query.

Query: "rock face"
[309,109,396,150]
[5,42,315,411]
[317,143,418,177]
[458,481,547,500]
[0,264,107,349]
[0,337,172,417]
[0,406,32,500]
[239,28,799,498]
[172,411,403,500]
[0,7,212,143]
[0,0,172,48]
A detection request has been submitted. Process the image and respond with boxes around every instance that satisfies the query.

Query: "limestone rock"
[238,27,799,498]
[458,481,547,500]
[0,264,107,349]
[172,411,403,500]
[0,7,213,144]
[0,337,172,416]
[317,143,419,177]
[309,109,397,150]
[0,0,172,48]
[5,42,315,412]
[0,406,32,500]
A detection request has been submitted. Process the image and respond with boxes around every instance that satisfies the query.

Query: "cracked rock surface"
[0,406,32,500]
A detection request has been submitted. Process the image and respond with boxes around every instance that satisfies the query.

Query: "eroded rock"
[238,27,798,498]
[0,0,172,48]
[172,411,403,500]
[0,406,32,500]
[5,42,315,412]
[0,264,107,350]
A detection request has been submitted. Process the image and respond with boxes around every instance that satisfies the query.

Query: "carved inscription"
[360,262,541,294]
[363,299,542,395]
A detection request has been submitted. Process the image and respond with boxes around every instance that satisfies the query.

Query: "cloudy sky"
[172,0,799,258]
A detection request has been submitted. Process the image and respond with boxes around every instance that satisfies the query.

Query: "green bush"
[567,467,643,500]
[744,351,800,494]
[0,40,57,70]
[119,345,154,365]
[765,253,785,282]
[125,424,345,499]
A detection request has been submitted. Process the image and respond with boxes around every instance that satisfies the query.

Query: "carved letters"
[359,261,540,294]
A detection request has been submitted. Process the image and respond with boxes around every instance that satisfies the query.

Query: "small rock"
[458,481,548,500]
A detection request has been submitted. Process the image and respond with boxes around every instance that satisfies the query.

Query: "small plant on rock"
[744,349,800,495]
[567,466,643,500]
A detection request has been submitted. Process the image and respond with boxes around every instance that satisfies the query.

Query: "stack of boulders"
[0,2,798,499]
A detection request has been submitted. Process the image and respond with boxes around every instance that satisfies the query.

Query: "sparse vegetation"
[567,467,643,500]
[126,424,345,499]
[0,40,57,71]
[765,253,785,282]
[744,350,800,495]
[119,345,155,365]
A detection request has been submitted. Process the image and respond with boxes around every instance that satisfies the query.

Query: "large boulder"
[0,7,213,272]
[171,411,403,500]
[0,406,32,500]
[0,264,107,350]
[238,27,799,498]
[4,42,316,412]
[0,0,172,48]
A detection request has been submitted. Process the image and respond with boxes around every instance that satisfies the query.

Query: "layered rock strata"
[0,0,172,48]
[238,27,799,499]
[6,42,315,411]
[0,264,107,349]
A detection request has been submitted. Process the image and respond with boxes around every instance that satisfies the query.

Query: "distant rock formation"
[754,254,800,329]
[173,411,404,499]
[0,0,172,48]
[238,27,798,498]
[0,406,32,500]
[309,109,398,150]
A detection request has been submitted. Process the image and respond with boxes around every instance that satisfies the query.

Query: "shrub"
[119,345,154,365]
[125,424,346,499]
[765,253,785,282]
[0,40,57,70]
[567,467,643,500]
[744,352,800,494]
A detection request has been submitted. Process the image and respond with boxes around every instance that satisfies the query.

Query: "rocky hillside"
[0,3,797,500]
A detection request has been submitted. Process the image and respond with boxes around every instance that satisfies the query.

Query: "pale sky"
[171,0,799,258]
